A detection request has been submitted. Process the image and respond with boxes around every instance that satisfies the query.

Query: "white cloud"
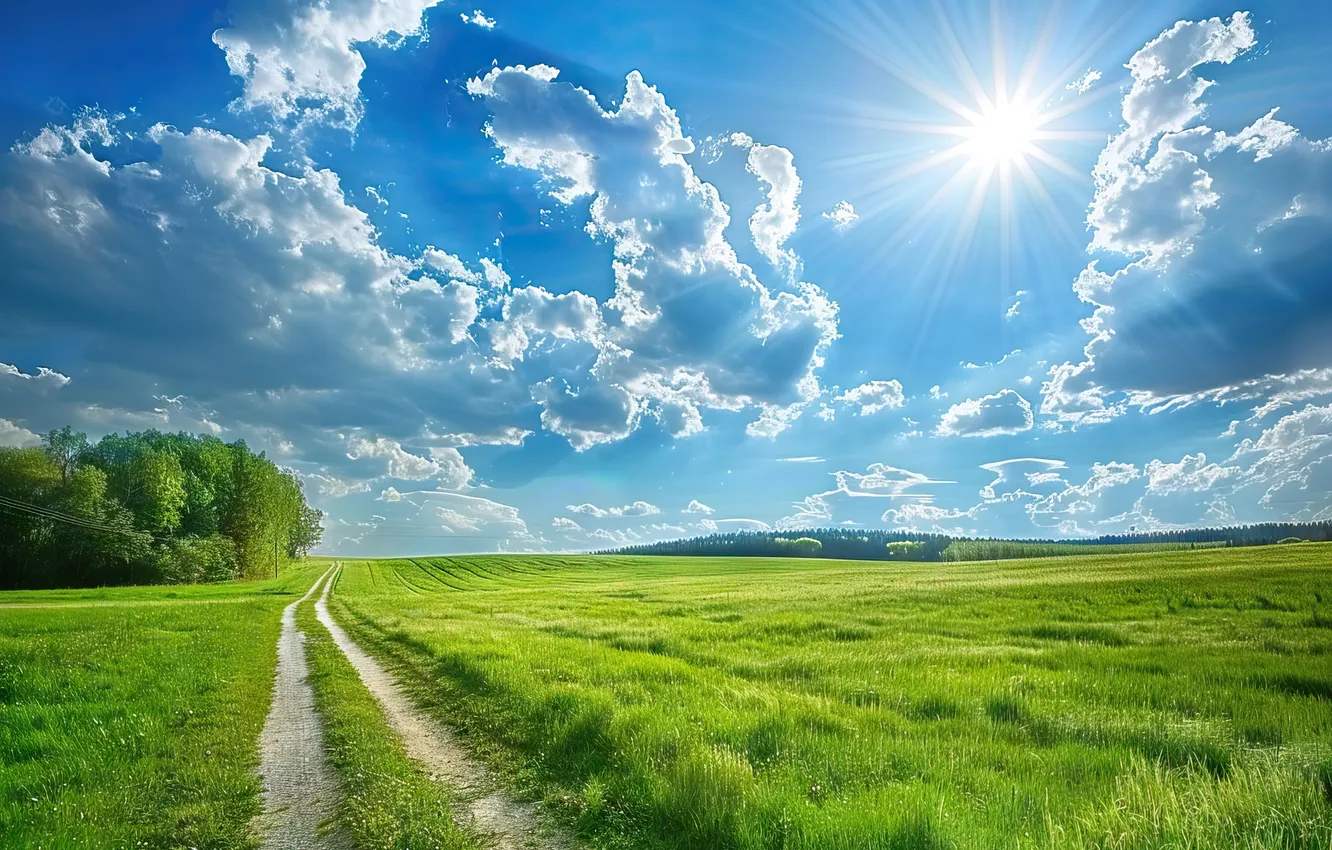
[745,402,807,439]
[743,142,802,273]
[682,499,714,515]
[1145,453,1236,494]
[469,65,838,448]
[489,286,604,367]
[832,379,905,416]
[1044,13,1332,424]
[303,472,372,498]
[566,500,661,518]
[777,456,824,463]
[531,379,642,451]
[936,389,1034,437]
[1004,291,1027,321]
[551,516,582,531]
[346,436,472,488]
[459,9,496,28]
[822,201,859,230]
[713,518,771,532]
[929,385,946,400]
[0,419,41,448]
[1,363,71,390]
[425,492,526,535]
[212,0,443,128]
[881,502,975,528]
[978,458,1068,500]
[1066,69,1102,95]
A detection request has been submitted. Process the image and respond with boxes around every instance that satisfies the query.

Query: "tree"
[289,503,325,558]
[1,428,321,589]
[43,426,88,482]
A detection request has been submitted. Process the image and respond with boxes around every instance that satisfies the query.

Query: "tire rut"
[252,566,350,850]
[316,565,575,850]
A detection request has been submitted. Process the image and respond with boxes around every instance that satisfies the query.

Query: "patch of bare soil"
[252,566,350,850]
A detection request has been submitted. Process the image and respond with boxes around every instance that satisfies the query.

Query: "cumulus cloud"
[459,9,495,28]
[1,111,528,463]
[1066,69,1102,95]
[1044,12,1332,424]
[213,0,443,128]
[936,389,1034,437]
[743,142,802,273]
[566,500,661,518]
[531,379,642,451]
[0,419,41,448]
[832,379,905,416]
[346,436,472,488]
[468,65,838,447]
[551,516,582,531]
[490,286,604,366]
[1,363,71,390]
[682,499,714,515]
[822,201,858,230]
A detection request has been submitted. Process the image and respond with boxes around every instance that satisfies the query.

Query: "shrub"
[154,536,240,584]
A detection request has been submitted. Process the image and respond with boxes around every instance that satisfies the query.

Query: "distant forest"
[597,522,1332,562]
[0,428,322,589]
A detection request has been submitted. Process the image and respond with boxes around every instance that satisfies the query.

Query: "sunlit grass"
[0,561,327,849]
[295,577,479,850]
[331,548,1332,850]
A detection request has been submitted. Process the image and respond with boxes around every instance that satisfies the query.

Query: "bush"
[1278,537,1307,545]
[154,536,239,584]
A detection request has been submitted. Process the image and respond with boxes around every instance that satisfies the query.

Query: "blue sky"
[3,1,1332,554]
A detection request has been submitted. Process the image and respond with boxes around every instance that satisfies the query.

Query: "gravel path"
[316,565,573,850]
[252,566,350,850]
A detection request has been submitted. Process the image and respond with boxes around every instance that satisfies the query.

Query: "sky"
[2,0,1332,555]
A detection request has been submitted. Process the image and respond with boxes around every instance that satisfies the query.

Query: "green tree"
[43,426,89,482]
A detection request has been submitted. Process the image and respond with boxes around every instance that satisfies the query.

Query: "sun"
[963,101,1041,165]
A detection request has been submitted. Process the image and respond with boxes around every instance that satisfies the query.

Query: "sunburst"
[805,1,1123,277]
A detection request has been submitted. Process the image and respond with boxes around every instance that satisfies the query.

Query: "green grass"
[294,569,479,850]
[328,547,1332,850]
[0,560,328,849]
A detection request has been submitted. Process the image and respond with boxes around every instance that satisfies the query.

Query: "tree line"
[0,427,322,589]
[597,521,1332,561]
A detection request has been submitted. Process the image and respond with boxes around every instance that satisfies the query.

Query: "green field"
[0,561,328,849]
[328,546,1332,850]
[3,545,1332,849]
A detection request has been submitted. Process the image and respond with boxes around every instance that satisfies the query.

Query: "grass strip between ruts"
[295,576,481,850]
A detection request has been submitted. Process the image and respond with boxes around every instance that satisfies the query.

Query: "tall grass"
[0,561,327,849]
[331,547,1332,850]
[295,581,479,850]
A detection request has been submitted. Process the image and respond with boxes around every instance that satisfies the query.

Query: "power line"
[0,495,155,539]
[0,494,131,532]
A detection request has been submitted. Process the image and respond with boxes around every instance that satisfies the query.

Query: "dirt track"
[252,566,349,849]
[316,566,573,849]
